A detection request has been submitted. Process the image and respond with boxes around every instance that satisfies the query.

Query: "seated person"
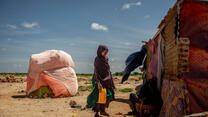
[128,78,163,117]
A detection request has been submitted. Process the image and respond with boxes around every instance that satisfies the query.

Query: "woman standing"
[87,45,115,117]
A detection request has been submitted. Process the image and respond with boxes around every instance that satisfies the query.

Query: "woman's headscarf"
[97,45,108,62]
[94,45,114,89]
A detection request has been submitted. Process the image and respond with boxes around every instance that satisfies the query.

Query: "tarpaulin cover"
[180,0,208,113]
[27,50,78,97]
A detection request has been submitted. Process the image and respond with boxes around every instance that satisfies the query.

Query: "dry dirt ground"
[0,75,142,117]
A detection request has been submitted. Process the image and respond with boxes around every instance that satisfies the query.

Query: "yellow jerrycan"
[98,88,107,104]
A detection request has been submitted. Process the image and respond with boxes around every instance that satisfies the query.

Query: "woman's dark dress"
[86,45,115,109]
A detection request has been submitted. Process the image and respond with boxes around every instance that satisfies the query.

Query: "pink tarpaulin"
[148,35,160,78]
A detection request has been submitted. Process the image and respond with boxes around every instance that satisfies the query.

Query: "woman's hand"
[98,82,103,91]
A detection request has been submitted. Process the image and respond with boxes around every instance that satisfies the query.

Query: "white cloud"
[22,22,39,28]
[122,1,141,9]
[7,24,18,29]
[144,15,150,19]
[91,22,108,31]
[123,4,131,9]
[8,38,11,41]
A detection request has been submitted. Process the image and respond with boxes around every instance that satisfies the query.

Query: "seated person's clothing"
[129,78,163,116]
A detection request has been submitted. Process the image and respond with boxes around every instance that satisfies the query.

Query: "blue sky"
[0,0,176,73]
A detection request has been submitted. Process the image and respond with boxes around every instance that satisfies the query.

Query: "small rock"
[69,100,82,109]
[135,79,139,81]
[18,90,25,93]
[81,107,86,111]
[114,77,118,80]
[69,100,77,106]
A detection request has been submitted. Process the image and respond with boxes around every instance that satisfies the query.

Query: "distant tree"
[132,72,141,75]
[113,72,123,76]
[132,72,138,75]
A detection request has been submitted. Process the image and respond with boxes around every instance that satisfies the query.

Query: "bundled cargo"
[27,50,78,98]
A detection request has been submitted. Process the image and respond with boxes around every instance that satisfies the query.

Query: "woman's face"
[101,50,108,57]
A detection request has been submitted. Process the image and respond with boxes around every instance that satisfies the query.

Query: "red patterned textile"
[180,1,208,113]
[180,0,208,50]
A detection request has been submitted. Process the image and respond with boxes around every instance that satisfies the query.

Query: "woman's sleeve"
[94,66,101,82]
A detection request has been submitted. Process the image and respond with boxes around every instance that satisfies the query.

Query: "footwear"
[100,112,110,116]
[100,104,110,116]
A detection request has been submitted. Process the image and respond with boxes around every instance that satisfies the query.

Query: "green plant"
[131,72,143,76]
[113,72,123,76]
[119,88,133,93]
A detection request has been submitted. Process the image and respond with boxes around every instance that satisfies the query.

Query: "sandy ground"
[0,75,142,117]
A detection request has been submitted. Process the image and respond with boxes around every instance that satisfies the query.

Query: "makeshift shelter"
[26,50,78,98]
[143,0,208,116]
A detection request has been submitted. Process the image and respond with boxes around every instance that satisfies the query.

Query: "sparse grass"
[78,86,87,91]
[119,88,133,93]
[78,85,94,91]
[0,73,27,77]
[84,81,92,84]
[87,85,94,91]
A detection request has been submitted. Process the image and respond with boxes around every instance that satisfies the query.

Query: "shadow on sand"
[12,95,27,98]
[114,98,130,104]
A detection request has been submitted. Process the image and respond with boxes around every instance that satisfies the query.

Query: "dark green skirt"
[86,77,113,108]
